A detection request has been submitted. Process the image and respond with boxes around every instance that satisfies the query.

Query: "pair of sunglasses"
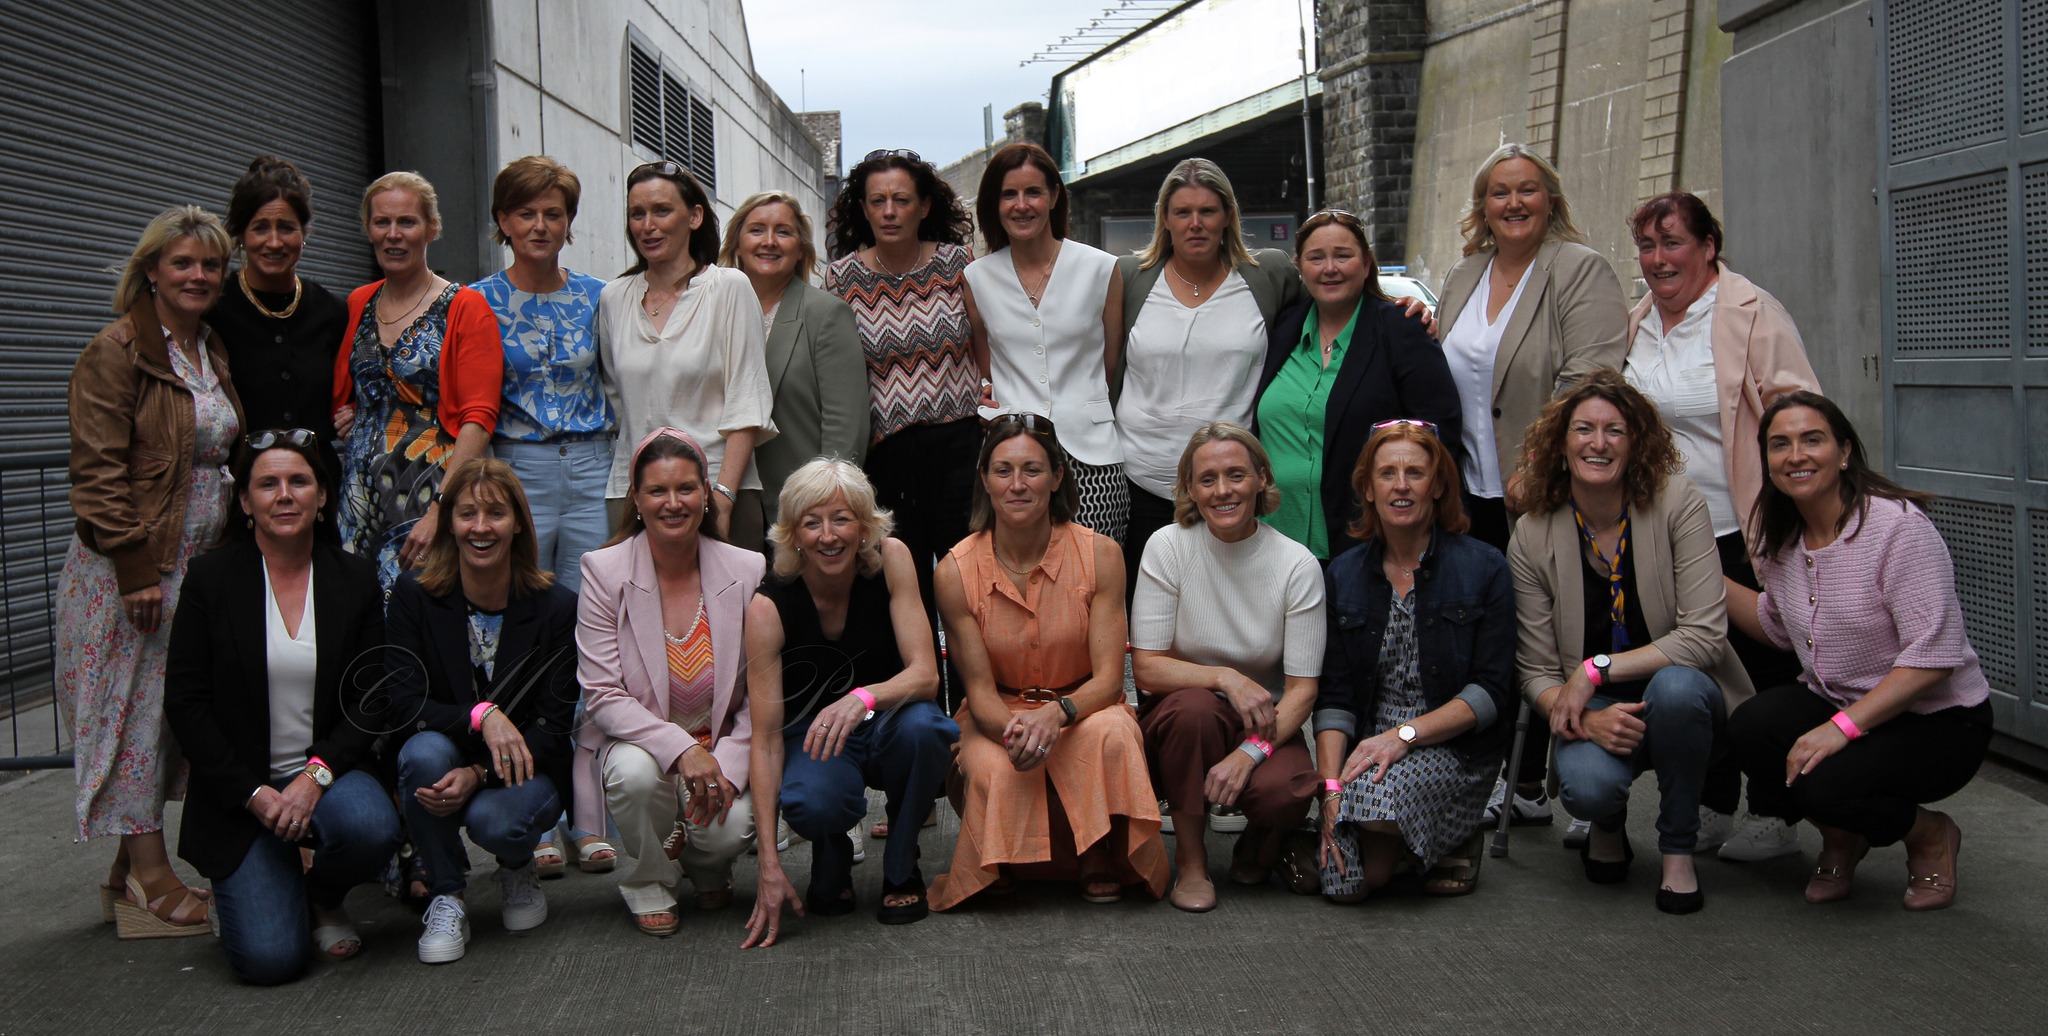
[1370,418,1439,438]
[244,428,318,450]
[863,148,923,164]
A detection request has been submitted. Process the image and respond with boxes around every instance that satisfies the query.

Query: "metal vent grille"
[625,40,717,197]
[1927,498,2020,690]
[2026,0,2048,131]
[629,45,662,155]
[1892,172,2013,354]
[2033,509,2048,704]
[690,97,718,193]
[2028,163,2048,355]
[1887,0,2007,159]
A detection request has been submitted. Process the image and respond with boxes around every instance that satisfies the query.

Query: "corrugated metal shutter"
[0,0,378,752]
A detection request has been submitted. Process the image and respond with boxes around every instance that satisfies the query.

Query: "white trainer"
[849,826,867,865]
[497,861,547,932]
[1719,813,1801,862]
[1694,807,1735,854]
[1159,801,1175,835]
[1483,777,1554,826]
[1208,804,1248,834]
[418,894,469,964]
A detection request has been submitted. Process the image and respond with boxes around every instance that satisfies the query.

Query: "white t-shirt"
[1130,521,1325,702]
[1117,272,1267,499]
[1624,282,1734,535]
[599,265,777,497]
[264,560,318,781]
[1441,257,1534,499]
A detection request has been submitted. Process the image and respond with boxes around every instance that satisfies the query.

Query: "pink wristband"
[850,687,878,712]
[470,702,498,732]
[1582,658,1604,687]
[1248,735,1274,756]
[1323,779,1342,794]
[1829,711,1864,740]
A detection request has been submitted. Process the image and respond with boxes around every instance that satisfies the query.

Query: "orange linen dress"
[929,522,1169,910]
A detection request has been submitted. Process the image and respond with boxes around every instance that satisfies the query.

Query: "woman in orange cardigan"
[331,172,503,592]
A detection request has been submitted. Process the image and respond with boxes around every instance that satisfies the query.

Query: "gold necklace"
[995,548,1044,577]
[376,278,434,326]
[238,268,302,319]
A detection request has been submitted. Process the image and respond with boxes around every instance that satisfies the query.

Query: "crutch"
[1488,699,1533,858]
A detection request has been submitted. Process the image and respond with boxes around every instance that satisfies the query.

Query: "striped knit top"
[825,243,979,443]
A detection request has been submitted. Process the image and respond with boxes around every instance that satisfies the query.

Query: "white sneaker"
[1561,818,1592,849]
[418,894,469,964]
[497,861,547,932]
[1694,807,1735,854]
[848,827,866,865]
[1719,813,1800,862]
[1483,777,1554,826]
[1208,804,1248,834]
[1158,801,1174,835]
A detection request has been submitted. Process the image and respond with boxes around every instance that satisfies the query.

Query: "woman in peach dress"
[930,414,1168,909]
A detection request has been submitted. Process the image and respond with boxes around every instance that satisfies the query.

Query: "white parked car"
[1377,272,1438,314]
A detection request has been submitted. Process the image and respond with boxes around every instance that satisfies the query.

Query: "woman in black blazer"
[1253,210,1464,561]
[386,458,579,964]
[164,429,398,985]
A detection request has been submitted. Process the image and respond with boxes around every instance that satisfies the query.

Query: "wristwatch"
[1396,723,1419,746]
[1591,654,1613,686]
[1057,697,1079,727]
[301,759,335,789]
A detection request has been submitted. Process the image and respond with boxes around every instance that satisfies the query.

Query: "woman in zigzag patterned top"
[824,149,982,687]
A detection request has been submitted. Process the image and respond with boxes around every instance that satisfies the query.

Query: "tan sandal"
[634,908,680,937]
[113,875,210,939]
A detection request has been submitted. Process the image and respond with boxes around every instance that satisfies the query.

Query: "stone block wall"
[1318,1,1429,262]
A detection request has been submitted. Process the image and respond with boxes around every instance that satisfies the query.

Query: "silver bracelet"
[712,482,736,502]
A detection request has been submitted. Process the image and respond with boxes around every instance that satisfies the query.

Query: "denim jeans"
[1551,666,1726,855]
[779,700,959,898]
[493,437,612,595]
[397,731,562,896]
[211,769,401,986]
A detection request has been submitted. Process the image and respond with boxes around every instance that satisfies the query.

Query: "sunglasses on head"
[244,428,318,450]
[863,148,923,164]
[1370,418,1439,438]
[630,160,688,181]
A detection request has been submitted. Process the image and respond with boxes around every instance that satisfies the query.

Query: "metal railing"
[1,451,73,770]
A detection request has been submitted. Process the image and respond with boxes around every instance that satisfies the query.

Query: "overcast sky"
[741,0,1149,170]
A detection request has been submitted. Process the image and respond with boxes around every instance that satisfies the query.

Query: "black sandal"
[806,885,858,917]
[877,869,928,926]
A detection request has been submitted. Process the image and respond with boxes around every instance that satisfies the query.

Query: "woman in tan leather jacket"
[57,206,245,939]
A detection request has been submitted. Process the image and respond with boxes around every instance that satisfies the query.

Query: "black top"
[1253,296,1466,558]
[164,539,386,879]
[760,568,903,730]
[1580,550,1653,702]
[208,273,347,480]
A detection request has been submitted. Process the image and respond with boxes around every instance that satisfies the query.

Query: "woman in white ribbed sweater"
[1129,423,1325,912]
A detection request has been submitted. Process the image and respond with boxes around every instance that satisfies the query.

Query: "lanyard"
[1571,500,1631,651]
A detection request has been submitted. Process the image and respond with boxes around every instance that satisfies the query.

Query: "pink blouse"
[1755,497,1990,714]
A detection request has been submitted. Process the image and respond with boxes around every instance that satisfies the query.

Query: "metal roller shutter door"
[0,0,379,749]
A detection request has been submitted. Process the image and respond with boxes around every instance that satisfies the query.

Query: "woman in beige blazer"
[1508,370,1751,915]
[1435,144,1629,824]
[1621,191,1820,862]
[719,191,871,529]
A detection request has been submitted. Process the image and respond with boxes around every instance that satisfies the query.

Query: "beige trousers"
[601,741,756,913]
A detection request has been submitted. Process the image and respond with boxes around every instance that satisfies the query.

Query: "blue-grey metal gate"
[1876,0,2048,757]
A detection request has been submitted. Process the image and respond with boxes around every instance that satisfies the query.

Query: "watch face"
[1398,724,1418,743]
[1593,654,1612,669]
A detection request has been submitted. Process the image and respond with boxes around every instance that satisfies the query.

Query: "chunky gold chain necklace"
[238,267,302,319]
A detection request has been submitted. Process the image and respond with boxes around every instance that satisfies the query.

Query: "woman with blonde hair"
[719,191,869,526]
[1433,143,1629,827]
[742,459,956,942]
[61,205,243,937]
[331,171,503,594]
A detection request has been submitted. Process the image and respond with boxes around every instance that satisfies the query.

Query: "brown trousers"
[1139,690,1317,832]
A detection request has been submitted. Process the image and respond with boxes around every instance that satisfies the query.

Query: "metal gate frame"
[1875,0,2048,756]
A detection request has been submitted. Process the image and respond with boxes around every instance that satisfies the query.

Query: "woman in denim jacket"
[1312,421,1515,902]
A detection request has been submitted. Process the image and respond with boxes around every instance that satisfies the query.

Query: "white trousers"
[601,740,756,913]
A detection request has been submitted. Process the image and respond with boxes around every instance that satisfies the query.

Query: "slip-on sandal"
[313,920,363,961]
[576,837,618,873]
[633,908,679,937]
[533,841,566,880]
[877,870,929,926]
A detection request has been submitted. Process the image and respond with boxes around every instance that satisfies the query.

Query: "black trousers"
[1702,530,1804,813]
[864,418,979,711]
[1730,684,1992,846]
[1122,479,1177,610]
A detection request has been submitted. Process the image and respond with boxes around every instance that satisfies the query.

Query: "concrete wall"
[1398,0,1728,296]
[937,103,1048,254]
[1717,0,1881,458]
[479,0,826,282]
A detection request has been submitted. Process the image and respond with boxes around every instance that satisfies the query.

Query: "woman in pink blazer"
[575,427,764,936]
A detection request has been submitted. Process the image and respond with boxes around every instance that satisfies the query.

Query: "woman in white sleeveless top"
[964,143,1128,541]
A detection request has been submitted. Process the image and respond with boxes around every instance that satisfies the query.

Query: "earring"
[316,511,325,522]
[246,518,254,529]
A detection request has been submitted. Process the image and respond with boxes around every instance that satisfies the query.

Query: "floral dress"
[55,341,237,839]
[1321,586,1493,895]
[339,283,460,593]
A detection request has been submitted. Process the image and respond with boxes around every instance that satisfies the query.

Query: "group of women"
[54,139,1990,985]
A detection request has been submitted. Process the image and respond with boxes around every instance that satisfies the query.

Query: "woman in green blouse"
[1253,210,1464,561]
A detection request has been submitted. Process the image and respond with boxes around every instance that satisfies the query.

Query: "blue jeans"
[1552,666,1726,856]
[494,437,612,595]
[780,700,958,897]
[397,731,561,896]
[211,769,401,986]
